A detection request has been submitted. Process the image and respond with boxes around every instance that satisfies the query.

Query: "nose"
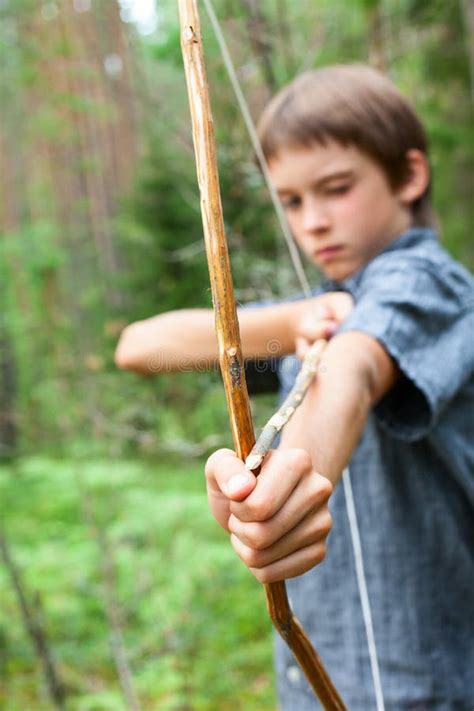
[302,196,330,234]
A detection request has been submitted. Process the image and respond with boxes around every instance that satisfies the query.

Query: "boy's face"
[268,141,412,281]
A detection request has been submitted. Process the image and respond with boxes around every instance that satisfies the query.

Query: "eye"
[325,183,351,196]
[281,195,302,211]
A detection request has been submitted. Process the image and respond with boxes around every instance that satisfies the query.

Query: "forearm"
[115,300,312,375]
[280,373,370,486]
[280,332,395,485]
[115,309,217,375]
[239,300,312,357]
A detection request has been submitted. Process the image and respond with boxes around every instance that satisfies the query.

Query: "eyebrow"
[276,169,355,195]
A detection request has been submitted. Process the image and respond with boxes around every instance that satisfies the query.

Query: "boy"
[116,65,474,709]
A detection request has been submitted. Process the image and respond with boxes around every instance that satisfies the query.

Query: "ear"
[396,149,430,205]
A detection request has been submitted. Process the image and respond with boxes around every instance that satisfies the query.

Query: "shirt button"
[287,665,301,684]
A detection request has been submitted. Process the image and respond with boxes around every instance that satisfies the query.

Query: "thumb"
[205,448,256,501]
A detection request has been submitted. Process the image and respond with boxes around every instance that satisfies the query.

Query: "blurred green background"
[0,0,472,708]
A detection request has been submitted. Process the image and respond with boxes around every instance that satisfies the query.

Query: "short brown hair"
[258,64,433,226]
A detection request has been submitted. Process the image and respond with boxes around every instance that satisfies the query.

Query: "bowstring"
[203,0,311,298]
[342,469,385,710]
[202,2,386,709]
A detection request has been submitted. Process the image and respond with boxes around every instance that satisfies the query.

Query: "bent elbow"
[114,324,149,374]
[114,326,134,370]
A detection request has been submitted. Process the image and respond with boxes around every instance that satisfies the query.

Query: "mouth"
[314,245,344,262]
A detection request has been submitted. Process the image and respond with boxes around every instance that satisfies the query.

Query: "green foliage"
[0,3,472,706]
[150,27,183,67]
[1,0,471,457]
[0,457,275,710]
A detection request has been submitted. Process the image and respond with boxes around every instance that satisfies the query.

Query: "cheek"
[332,192,366,222]
[286,212,304,241]
[337,184,390,226]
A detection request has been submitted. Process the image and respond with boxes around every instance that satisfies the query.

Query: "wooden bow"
[178,2,346,708]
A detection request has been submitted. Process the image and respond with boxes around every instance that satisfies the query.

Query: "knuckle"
[309,510,332,541]
[320,510,333,536]
[245,494,275,522]
[315,542,327,564]
[241,547,263,568]
[284,448,313,473]
[307,474,332,509]
[251,567,272,584]
[243,522,267,549]
[315,473,333,500]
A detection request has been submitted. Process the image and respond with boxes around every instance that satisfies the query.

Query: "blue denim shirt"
[275,228,474,710]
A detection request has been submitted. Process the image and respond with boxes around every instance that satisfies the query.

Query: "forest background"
[0,1,472,709]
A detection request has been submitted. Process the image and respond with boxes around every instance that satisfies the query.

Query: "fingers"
[296,317,337,359]
[299,316,338,340]
[231,500,332,582]
[317,291,354,321]
[229,502,332,567]
[295,292,354,360]
[205,448,311,528]
[205,448,333,582]
[229,466,333,583]
[229,448,313,522]
[205,448,256,530]
[240,540,328,583]
[228,468,331,540]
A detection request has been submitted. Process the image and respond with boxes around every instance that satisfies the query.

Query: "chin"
[321,266,354,282]
[319,255,365,281]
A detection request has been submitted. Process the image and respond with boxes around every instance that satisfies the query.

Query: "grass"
[0,457,276,710]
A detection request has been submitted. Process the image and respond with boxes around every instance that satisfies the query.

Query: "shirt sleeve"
[338,257,474,441]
